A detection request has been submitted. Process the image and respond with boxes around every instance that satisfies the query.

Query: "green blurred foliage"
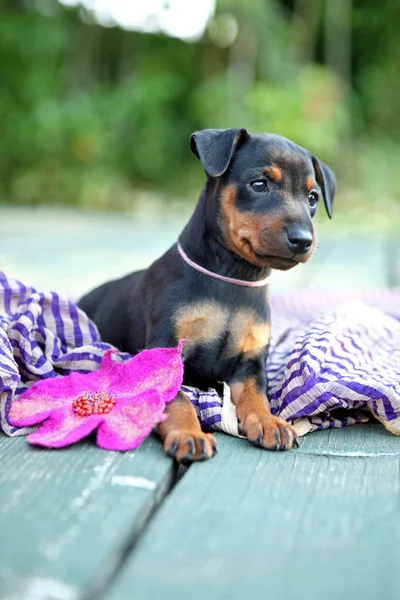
[0,0,399,212]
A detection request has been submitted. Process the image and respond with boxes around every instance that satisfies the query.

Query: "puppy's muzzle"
[285,225,313,255]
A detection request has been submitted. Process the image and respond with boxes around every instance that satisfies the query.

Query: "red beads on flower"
[72,391,116,417]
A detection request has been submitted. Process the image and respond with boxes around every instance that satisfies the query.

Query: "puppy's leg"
[230,376,298,451]
[159,391,217,464]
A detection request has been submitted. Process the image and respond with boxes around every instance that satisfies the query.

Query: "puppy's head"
[190,128,336,271]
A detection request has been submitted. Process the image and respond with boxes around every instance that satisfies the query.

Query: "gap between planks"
[81,463,180,600]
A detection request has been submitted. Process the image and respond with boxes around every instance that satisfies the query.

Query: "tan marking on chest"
[174,302,228,348]
[233,311,271,357]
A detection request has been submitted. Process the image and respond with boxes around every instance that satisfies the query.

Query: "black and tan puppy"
[79,128,336,463]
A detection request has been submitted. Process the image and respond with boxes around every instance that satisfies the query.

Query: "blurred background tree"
[0,0,399,223]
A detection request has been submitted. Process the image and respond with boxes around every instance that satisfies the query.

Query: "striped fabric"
[1,272,400,440]
[267,290,400,436]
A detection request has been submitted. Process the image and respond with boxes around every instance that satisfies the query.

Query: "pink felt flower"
[9,342,184,451]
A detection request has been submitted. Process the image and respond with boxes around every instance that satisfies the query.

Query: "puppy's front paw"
[164,430,217,465]
[238,410,299,451]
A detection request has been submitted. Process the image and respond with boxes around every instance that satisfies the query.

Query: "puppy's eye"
[251,180,268,193]
[308,191,319,207]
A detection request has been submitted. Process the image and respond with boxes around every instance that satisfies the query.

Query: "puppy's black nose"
[286,227,313,254]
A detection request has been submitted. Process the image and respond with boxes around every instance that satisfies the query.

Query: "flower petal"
[27,413,102,448]
[22,368,111,403]
[9,361,118,428]
[9,395,64,427]
[96,389,166,451]
[106,344,184,404]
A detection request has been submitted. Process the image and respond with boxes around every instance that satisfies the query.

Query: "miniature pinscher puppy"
[79,128,336,464]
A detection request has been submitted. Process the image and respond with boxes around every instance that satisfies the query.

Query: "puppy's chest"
[173,301,270,368]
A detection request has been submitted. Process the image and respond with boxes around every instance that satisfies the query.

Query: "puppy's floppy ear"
[311,156,336,219]
[190,128,249,178]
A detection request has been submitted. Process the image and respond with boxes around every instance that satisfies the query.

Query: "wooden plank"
[298,422,400,456]
[104,425,400,600]
[0,434,175,600]
[1,206,387,296]
[0,206,189,297]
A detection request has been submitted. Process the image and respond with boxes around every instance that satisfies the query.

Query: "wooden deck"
[0,207,399,600]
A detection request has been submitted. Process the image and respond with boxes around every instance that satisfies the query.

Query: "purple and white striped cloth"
[1,271,400,439]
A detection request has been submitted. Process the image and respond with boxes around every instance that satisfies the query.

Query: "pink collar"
[177,243,271,288]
